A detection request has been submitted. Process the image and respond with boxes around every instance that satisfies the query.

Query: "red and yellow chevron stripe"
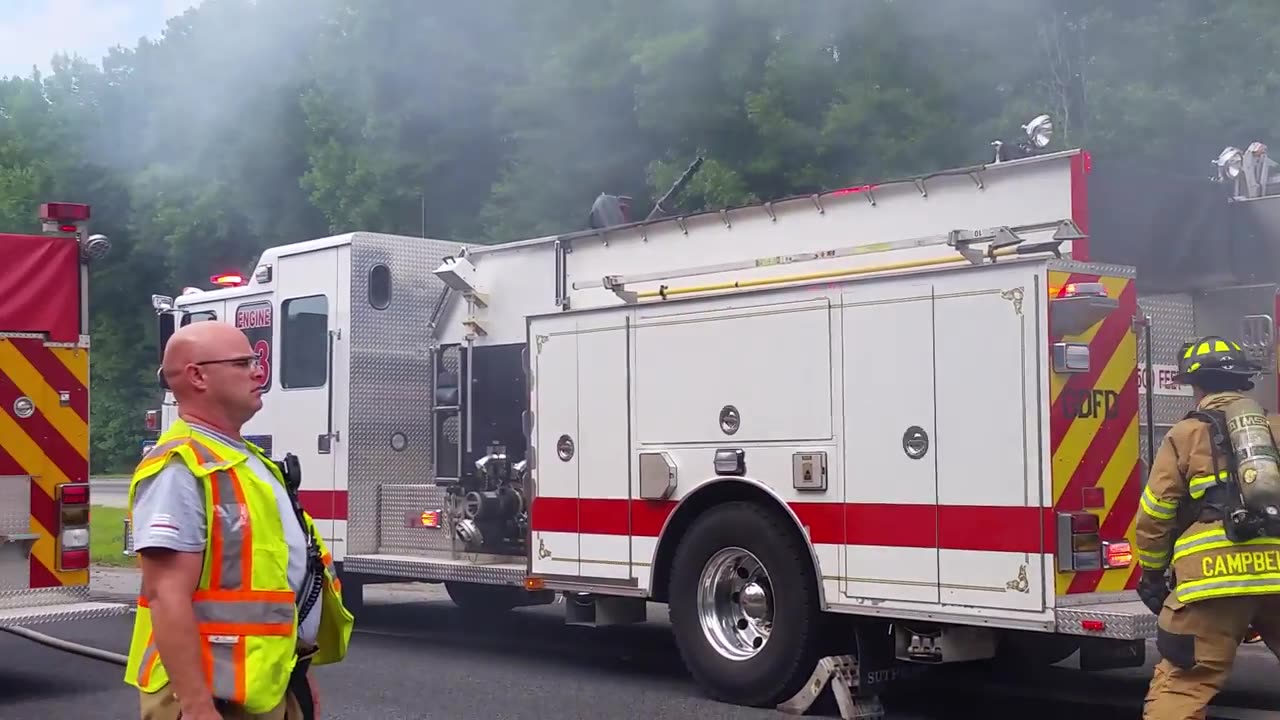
[1048,270,1141,596]
[0,336,89,589]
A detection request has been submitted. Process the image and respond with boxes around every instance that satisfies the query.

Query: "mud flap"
[854,622,928,694]
[1078,636,1147,671]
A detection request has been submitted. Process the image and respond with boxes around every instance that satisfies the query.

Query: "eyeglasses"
[193,355,261,370]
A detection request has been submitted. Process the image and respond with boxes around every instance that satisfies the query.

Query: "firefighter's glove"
[1137,569,1170,615]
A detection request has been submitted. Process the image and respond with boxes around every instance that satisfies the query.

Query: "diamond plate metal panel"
[1136,288,1280,463]
[0,584,90,611]
[0,475,32,593]
[1055,600,1157,639]
[0,548,31,594]
[0,599,131,627]
[1138,293,1197,418]
[1193,284,1280,413]
[1137,293,1197,468]
[347,232,470,556]
[343,553,526,586]
[0,475,29,537]
[1049,259,1136,278]
[379,484,455,554]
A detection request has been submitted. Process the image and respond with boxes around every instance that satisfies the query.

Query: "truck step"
[563,593,646,627]
[894,625,996,664]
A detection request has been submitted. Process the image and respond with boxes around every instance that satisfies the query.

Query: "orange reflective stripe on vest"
[138,630,160,686]
[132,440,294,704]
[134,437,200,477]
[136,589,297,636]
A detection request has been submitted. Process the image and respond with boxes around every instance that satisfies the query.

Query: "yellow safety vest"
[123,419,354,713]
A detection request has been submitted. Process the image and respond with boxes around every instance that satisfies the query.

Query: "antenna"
[646,156,705,221]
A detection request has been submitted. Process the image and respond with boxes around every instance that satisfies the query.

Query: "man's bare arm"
[129,459,214,715]
[139,547,217,715]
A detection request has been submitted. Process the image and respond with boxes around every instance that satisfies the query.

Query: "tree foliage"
[0,0,1275,471]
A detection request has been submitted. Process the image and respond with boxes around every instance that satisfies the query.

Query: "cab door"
[253,249,340,540]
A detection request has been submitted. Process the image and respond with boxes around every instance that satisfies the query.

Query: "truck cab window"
[281,295,328,389]
[181,310,217,326]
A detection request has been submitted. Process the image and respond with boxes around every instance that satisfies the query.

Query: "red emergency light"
[210,273,248,288]
[39,202,91,223]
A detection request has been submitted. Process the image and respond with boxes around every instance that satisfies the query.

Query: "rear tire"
[667,501,822,707]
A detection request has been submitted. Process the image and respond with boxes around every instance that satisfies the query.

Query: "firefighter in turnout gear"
[124,321,354,720]
[1137,335,1280,718]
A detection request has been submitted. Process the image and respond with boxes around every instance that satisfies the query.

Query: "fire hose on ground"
[0,625,128,666]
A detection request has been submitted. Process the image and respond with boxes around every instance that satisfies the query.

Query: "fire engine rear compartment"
[524,256,1074,625]
[327,151,1153,643]
[1,230,128,627]
[336,240,1093,626]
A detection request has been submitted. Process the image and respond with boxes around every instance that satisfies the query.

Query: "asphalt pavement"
[1,569,1277,719]
[89,477,129,509]
[0,592,784,720]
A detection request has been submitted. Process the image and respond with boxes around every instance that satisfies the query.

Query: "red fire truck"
[142,120,1280,714]
[0,202,129,629]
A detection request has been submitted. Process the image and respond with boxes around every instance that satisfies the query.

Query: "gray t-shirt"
[131,422,321,645]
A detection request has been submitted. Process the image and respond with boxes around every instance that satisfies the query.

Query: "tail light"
[1057,511,1099,571]
[1102,540,1133,569]
[1055,512,1133,572]
[1060,282,1108,299]
[145,409,159,432]
[56,483,90,571]
[1050,281,1119,338]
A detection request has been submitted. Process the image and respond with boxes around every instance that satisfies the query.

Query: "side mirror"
[157,312,176,365]
[156,310,182,390]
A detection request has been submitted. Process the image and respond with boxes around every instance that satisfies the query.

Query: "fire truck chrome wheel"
[667,500,822,708]
[697,546,774,660]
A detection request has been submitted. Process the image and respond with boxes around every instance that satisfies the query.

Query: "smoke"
[19,0,1276,244]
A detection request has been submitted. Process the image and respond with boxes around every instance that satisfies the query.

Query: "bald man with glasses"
[124,320,353,719]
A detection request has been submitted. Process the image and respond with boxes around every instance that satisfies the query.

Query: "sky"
[0,0,200,78]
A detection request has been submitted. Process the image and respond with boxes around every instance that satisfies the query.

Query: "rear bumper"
[1055,600,1156,640]
[0,599,132,628]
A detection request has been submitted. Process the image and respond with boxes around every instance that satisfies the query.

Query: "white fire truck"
[0,202,129,632]
[141,119,1280,711]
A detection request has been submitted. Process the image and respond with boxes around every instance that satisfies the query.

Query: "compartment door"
[573,314,631,580]
[264,250,340,541]
[529,317,580,577]
[841,283,939,604]
[935,273,1044,612]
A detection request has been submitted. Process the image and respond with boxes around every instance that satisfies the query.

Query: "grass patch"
[90,505,134,568]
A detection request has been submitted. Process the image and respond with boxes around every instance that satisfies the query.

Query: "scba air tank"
[1223,397,1280,519]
